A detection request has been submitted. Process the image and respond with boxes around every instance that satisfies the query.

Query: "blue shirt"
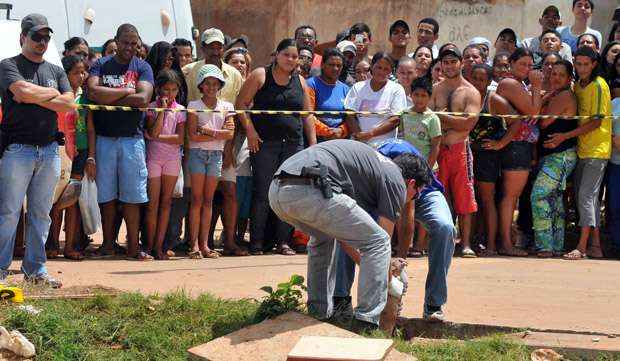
[376,138,444,197]
[306,76,350,128]
[89,55,154,137]
[557,26,603,53]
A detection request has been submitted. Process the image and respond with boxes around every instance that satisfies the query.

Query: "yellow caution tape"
[75,104,618,121]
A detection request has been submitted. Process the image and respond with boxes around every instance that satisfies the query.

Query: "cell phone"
[355,34,364,44]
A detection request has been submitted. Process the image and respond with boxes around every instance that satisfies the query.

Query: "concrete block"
[286,336,393,361]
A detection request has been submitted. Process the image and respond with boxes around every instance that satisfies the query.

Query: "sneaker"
[351,318,378,334]
[24,273,62,289]
[331,296,354,324]
[423,306,445,322]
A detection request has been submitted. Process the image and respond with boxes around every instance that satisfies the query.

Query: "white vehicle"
[0,0,195,56]
[0,3,61,66]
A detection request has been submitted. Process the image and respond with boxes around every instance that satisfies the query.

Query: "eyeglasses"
[417,28,434,36]
[30,32,51,43]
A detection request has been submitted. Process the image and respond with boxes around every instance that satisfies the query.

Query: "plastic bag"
[79,178,102,235]
[173,167,184,198]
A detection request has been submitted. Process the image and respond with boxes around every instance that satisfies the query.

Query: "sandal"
[112,243,127,255]
[536,251,553,258]
[478,249,498,257]
[408,249,424,258]
[90,246,115,258]
[188,250,203,259]
[498,247,529,257]
[587,245,603,259]
[222,246,249,257]
[46,249,59,259]
[154,252,170,261]
[63,250,84,261]
[277,245,296,256]
[166,250,176,257]
[131,251,154,261]
[201,249,221,259]
[462,248,477,258]
[563,249,586,260]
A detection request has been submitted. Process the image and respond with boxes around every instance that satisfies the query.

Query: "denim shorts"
[96,136,148,204]
[188,148,223,177]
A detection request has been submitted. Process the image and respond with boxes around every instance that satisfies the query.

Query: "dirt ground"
[5,248,619,335]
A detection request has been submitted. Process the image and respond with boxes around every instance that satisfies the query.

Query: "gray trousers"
[574,158,608,228]
[269,180,391,325]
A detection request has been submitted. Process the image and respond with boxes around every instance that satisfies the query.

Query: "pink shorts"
[147,158,181,178]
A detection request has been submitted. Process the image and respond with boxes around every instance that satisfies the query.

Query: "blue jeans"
[416,191,455,312]
[0,143,60,277]
[269,181,391,325]
[331,190,455,313]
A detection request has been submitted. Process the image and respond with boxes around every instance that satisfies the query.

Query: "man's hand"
[528,70,544,89]
[85,159,97,181]
[543,133,565,149]
[247,127,263,152]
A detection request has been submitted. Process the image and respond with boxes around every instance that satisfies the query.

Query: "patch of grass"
[0,292,258,360]
[394,334,530,361]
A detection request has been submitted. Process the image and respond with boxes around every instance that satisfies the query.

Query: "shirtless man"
[430,48,481,257]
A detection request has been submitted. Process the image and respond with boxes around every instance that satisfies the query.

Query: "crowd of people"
[0,0,619,292]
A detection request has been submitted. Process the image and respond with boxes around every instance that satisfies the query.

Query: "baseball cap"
[227,35,249,50]
[542,5,561,18]
[438,47,462,61]
[201,28,225,45]
[336,40,357,55]
[197,64,226,88]
[389,19,410,35]
[468,37,492,50]
[21,13,53,34]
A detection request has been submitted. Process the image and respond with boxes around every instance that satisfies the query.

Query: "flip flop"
[130,251,154,261]
[478,249,498,257]
[563,249,586,260]
[201,249,221,259]
[222,246,249,257]
[536,251,553,258]
[408,249,425,258]
[462,248,477,258]
[277,245,296,256]
[63,250,84,261]
[188,250,203,259]
[498,247,529,257]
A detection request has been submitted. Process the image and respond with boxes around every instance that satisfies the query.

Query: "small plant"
[254,274,307,322]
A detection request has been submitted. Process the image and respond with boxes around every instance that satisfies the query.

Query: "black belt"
[277,176,315,186]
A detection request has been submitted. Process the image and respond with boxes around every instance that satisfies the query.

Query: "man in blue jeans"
[269,139,432,331]
[0,14,75,287]
[87,23,154,260]
[334,139,455,322]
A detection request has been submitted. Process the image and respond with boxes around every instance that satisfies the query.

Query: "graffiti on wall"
[437,1,495,43]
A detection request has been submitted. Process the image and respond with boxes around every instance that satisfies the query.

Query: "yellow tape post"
[76,104,618,121]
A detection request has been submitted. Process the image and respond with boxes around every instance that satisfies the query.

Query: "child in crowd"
[46,55,92,261]
[399,76,441,256]
[546,47,611,260]
[187,64,235,259]
[144,70,186,260]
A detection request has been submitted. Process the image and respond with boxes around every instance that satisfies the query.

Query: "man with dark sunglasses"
[0,13,75,288]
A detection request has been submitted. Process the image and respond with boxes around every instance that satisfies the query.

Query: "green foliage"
[254,274,307,322]
[0,291,258,361]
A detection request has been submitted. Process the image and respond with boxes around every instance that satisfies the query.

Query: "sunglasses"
[30,32,51,43]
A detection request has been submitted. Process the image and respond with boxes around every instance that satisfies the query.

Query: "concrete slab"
[187,312,416,361]
[287,336,393,361]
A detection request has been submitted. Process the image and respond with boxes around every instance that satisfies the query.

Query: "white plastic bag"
[173,167,184,198]
[79,178,102,235]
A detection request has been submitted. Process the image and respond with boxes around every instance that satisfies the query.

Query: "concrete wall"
[191,0,617,66]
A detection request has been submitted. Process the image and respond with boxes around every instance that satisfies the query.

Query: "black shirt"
[251,66,305,142]
[0,54,71,146]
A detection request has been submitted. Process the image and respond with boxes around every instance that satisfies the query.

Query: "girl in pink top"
[144,70,186,260]
[186,64,235,259]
